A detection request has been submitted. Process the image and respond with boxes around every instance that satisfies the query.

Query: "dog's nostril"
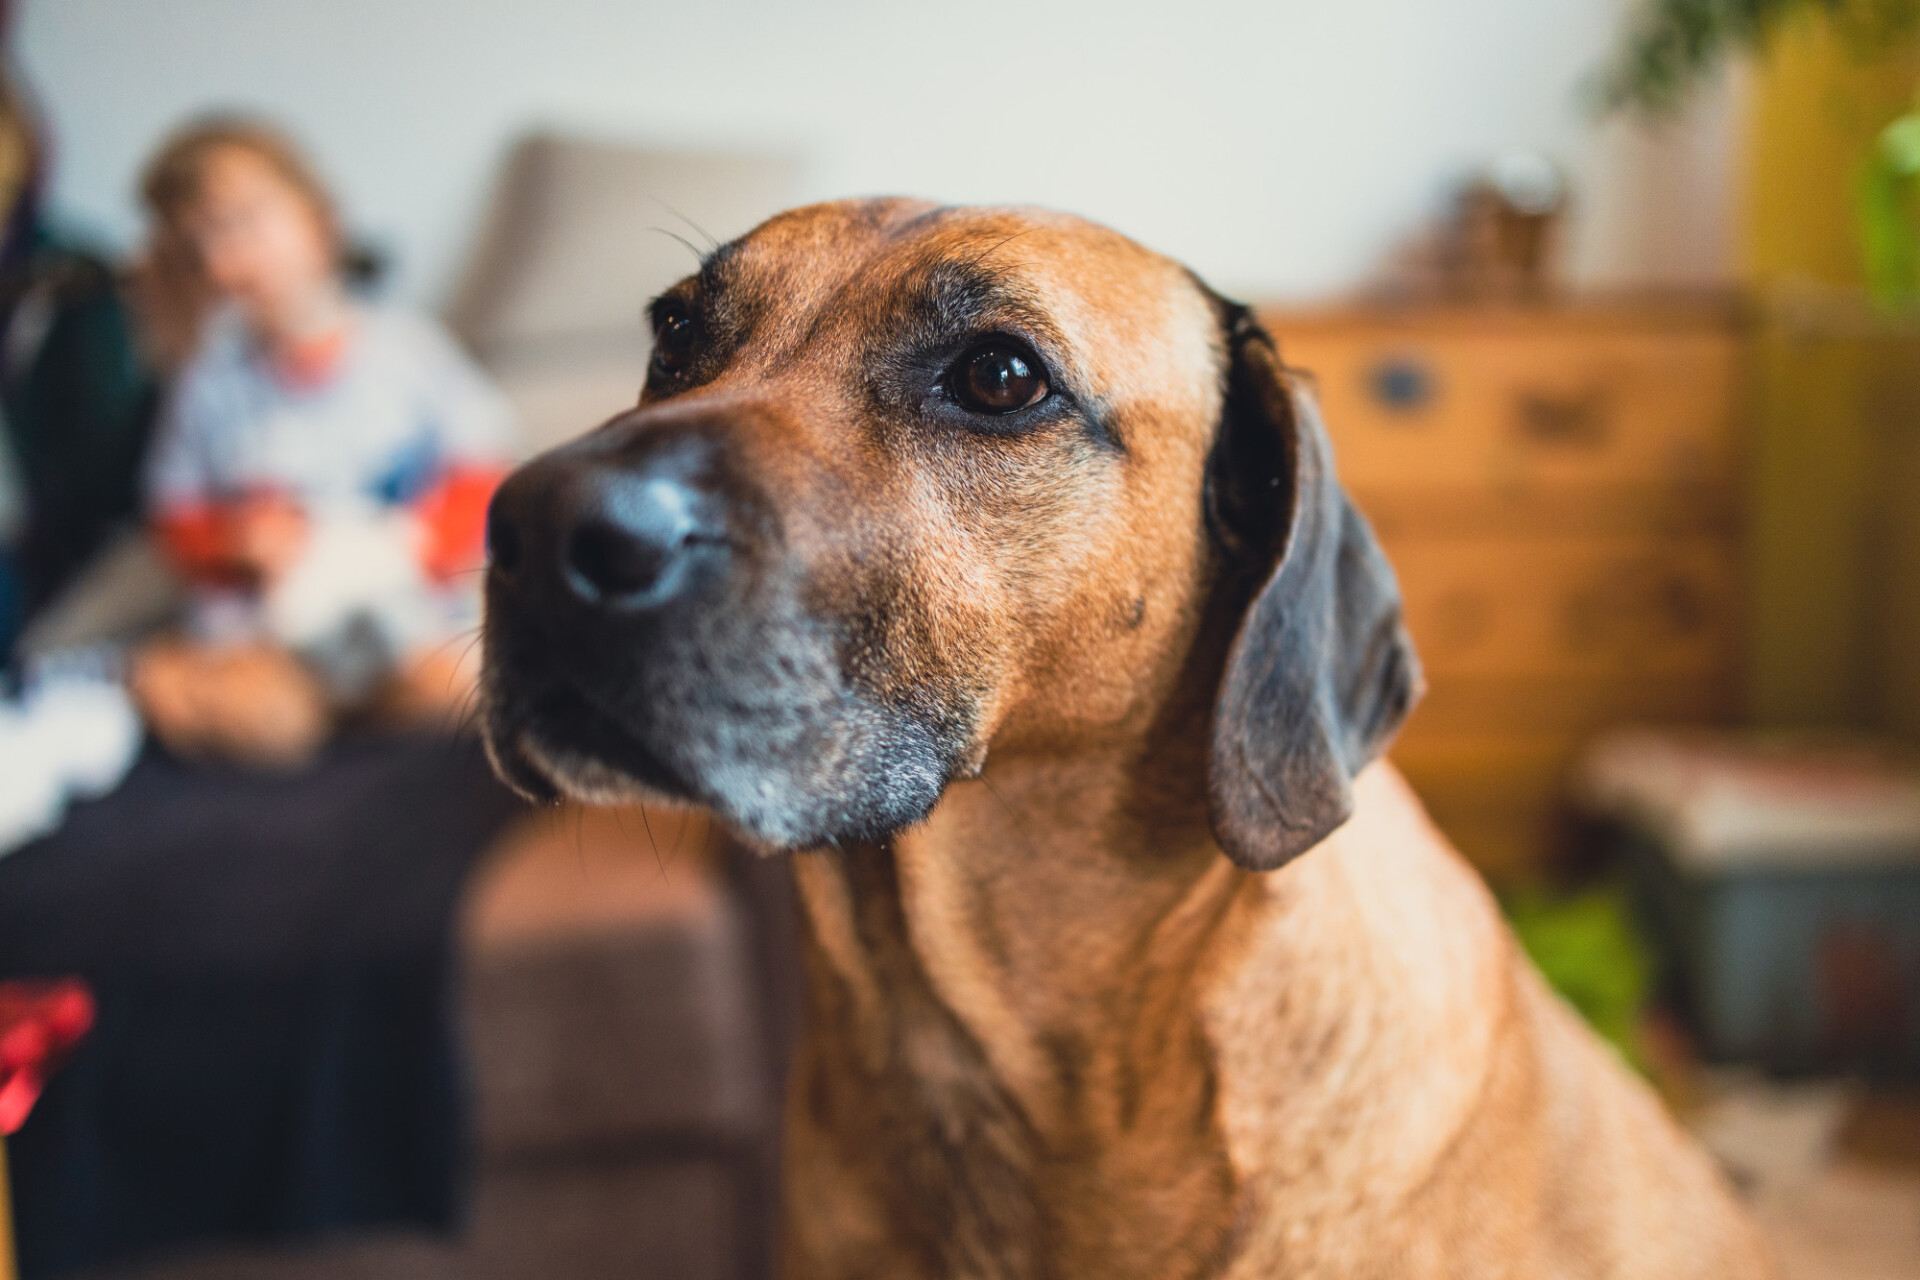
[567,518,672,599]
[487,507,523,575]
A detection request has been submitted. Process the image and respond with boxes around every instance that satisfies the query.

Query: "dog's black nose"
[487,436,728,612]
[562,474,704,604]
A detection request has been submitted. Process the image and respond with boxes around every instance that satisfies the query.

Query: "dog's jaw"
[480,641,968,850]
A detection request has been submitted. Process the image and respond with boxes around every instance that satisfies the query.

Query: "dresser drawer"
[1384,534,1739,681]
[1258,302,1748,878]
[1400,673,1736,737]
[1351,484,1739,539]
[1271,324,1741,503]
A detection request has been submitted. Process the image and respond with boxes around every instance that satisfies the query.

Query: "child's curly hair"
[135,116,342,369]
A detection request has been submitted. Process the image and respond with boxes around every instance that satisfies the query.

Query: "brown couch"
[80,805,798,1280]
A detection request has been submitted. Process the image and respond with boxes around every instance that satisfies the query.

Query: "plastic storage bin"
[1576,731,1920,1075]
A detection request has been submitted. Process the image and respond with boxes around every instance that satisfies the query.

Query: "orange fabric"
[412,465,505,580]
[270,328,350,391]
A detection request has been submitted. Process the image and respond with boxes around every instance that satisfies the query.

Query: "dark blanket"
[0,733,525,1277]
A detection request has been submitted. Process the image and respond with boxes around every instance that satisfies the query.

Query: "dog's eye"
[949,342,1048,414]
[651,303,697,375]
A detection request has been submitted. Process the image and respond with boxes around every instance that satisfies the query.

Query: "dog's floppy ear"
[1203,302,1422,872]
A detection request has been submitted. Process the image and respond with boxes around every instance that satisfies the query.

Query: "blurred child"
[128,118,517,766]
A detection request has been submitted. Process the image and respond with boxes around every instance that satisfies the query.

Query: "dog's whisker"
[964,228,1036,272]
[414,623,483,666]
[452,689,487,741]
[650,198,720,252]
[976,773,1043,864]
[647,224,707,268]
[670,806,692,870]
[636,802,666,879]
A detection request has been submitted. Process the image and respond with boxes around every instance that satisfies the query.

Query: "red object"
[0,980,95,1135]
[413,464,506,580]
[156,464,504,587]
[153,502,250,585]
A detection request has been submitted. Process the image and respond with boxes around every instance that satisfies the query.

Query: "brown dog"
[480,200,1775,1278]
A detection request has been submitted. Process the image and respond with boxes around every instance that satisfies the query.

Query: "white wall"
[19,0,1740,305]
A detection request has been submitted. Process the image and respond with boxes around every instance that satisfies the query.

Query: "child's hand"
[233,494,309,583]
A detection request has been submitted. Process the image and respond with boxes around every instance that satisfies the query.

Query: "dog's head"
[481,200,1418,869]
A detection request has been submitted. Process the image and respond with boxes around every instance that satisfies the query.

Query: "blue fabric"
[0,551,20,662]
[367,429,442,506]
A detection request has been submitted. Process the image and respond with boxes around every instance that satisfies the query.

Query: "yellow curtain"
[1741,15,1920,740]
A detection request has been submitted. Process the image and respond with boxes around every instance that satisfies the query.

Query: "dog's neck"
[788,734,1253,1276]
[799,741,1237,1074]
[794,570,1250,1098]
[935,749,1231,1065]
[786,741,1516,1279]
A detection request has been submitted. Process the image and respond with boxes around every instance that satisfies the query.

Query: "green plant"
[1860,99,1920,300]
[1504,884,1651,1069]
[1598,0,1920,112]
[1599,0,1920,301]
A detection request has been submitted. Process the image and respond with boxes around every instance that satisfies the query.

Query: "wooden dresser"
[1261,301,1748,880]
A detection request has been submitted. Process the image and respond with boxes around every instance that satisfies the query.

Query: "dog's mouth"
[486,679,699,809]
[480,589,975,850]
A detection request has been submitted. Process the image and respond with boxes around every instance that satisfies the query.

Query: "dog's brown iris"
[951,342,1047,414]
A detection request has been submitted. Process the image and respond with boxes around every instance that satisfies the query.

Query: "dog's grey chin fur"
[520,736,675,808]
[498,721,952,852]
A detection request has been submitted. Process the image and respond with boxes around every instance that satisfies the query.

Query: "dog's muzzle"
[479,413,962,848]
[480,421,738,804]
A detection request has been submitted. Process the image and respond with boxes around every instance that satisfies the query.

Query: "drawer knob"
[1564,563,1712,655]
[1514,388,1611,447]
[1365,357,1437,415]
